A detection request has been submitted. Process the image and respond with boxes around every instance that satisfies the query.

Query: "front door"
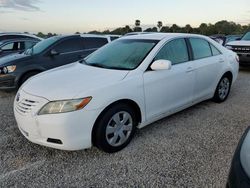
[143,38,195,120]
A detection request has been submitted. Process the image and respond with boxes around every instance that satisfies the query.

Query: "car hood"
[0,53,29,66]
[21,62,129,101]
[227,40,250,46]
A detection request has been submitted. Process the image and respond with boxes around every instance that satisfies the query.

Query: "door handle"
[186,67,194,73]
[218,59,224,63]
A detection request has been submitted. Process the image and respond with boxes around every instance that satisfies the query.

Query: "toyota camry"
[14,33,239,153]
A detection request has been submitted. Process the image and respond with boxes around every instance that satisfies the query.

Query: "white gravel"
[1,68,250,187]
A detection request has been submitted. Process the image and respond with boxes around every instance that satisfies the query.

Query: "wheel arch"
[222,71,233,83]
[91,99,142,145]
[17,69,44,87]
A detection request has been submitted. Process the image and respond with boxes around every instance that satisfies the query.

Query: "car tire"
[19,71,40,88]
[213,75,232,103]
[93,103,137,153]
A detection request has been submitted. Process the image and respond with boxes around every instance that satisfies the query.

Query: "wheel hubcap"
[105,111,133,147]
[218,77,230,100]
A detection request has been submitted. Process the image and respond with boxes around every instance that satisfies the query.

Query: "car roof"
[0,38,40,44]
[122,33,207,41]
[80,34,110,39]
[0,32,43,40]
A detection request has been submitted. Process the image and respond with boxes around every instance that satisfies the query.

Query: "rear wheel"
[213,75,231,103]
[93,103,137,153]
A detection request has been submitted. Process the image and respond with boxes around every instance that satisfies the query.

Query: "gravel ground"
[1,69,250,187]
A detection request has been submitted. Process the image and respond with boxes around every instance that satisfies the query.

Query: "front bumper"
[237,53,250,64]
[0,74,17,90]
[14,89,100,151]
[227,127,250,188]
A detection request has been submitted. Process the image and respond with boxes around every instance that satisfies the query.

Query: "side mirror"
[50,49,59,56]
[236,38,241,41]
[150,59,172,71]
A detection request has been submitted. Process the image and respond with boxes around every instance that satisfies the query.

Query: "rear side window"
[210,44,221,56]
[1,41,25,51]
[54,38,83,53]
[154,38,189,65]
[83,37,108,49]
[189,38,212,60]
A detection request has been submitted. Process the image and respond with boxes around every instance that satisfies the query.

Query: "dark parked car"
[226,31,250,65]
[0,38,40,58]
[227,127,250,188]
[210,35,242,46]
[0,34,110,90]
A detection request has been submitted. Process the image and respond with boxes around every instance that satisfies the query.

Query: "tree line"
[35,20,250,38]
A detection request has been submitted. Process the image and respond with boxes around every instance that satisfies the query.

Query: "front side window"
[154,38,189,65]
[84,39,158,70]
[25,36,59,55]
[110,36,119,41]
[25,41,36,50]
[190,38,212,60]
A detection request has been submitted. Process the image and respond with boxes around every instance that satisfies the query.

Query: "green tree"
[199,23,208,35]
[144,27,158,32]
[170,24,181,33]
[184,24,193,33]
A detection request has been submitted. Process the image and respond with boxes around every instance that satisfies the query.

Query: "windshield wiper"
[89,63,109,69]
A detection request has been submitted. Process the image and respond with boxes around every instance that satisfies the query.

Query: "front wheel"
[93,103,137,153]
[213,75,231,103]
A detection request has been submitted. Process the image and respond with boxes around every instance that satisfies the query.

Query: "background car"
[225,35,242,45]
[226,31,250,65]
[0,38,40,58]
[210,34,242,46]
[0,32,42,41]
[14,33,239,153]
[227,127,250,188]
[0,34,111,90]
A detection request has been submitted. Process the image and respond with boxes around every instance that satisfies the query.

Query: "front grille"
[232,46,250,54]
[15,98,39,115]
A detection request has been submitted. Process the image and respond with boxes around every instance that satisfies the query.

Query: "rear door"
[188,38,224,101]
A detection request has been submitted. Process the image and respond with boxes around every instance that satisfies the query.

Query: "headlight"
[226,45,233,50]
[38,97,92,115]
[0,65,16,74]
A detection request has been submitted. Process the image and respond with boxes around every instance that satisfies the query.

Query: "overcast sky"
[0,0,249,34]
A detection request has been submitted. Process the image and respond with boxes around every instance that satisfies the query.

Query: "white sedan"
[14,33,239,153]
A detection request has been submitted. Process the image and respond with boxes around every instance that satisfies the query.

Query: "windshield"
[84,39,158,70]
[242,32,250,41]
[24,36,59,55]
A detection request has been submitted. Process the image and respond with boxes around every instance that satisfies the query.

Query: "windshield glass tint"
[242,32,250,41]
[25,37,59,55]
[84,39,158,70]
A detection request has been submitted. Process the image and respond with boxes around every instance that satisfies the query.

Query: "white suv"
[14,33,239,153]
